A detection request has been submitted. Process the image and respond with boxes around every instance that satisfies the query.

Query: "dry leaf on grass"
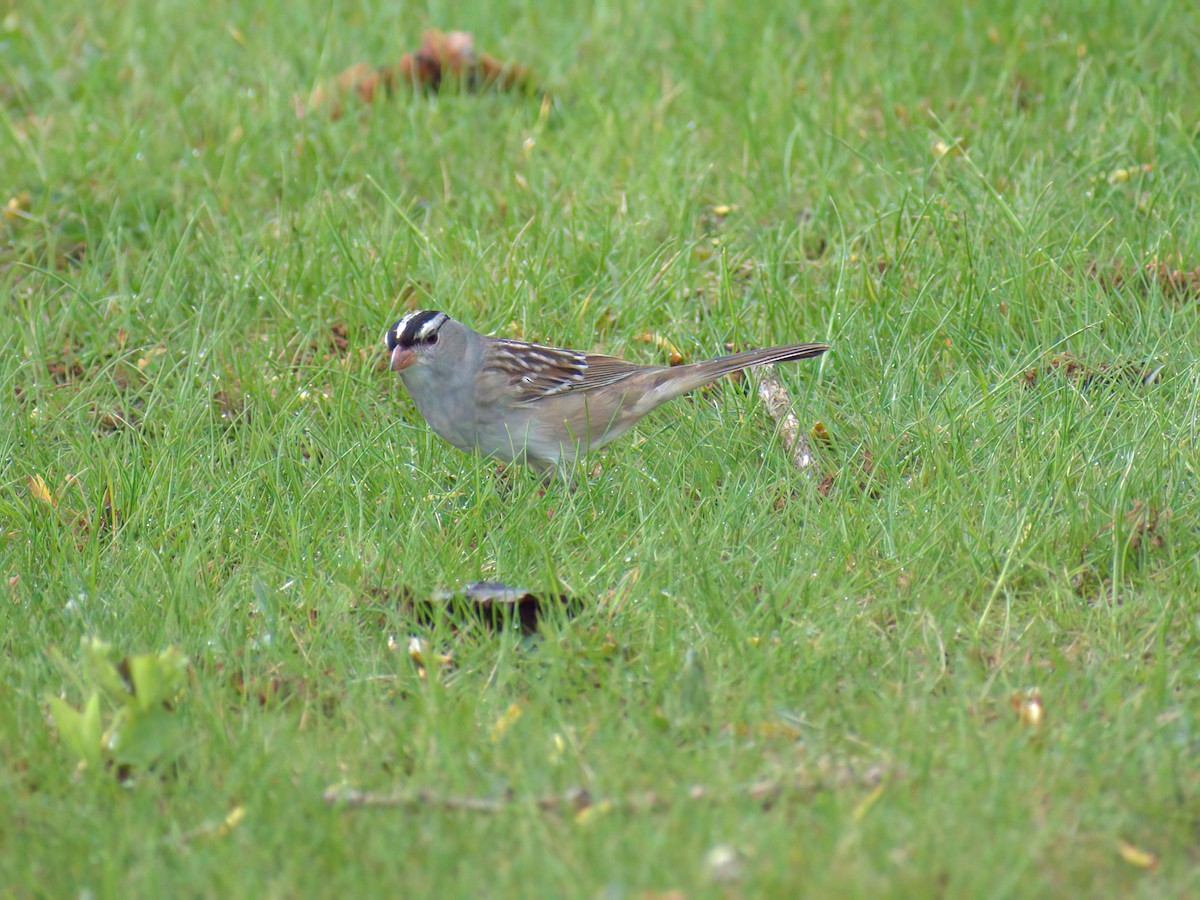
[357,580,580,635]
[816,446,880,499]
[204,656,340,717]
[302,29,544,118]
[1087,256,1200,302]
[1116,838,1159,870]
[289,321,354,368]
[1121,499,1169,550]
[27,474,56,507]
[96,398,145,435]
[25,474,117,540]
[398,30,538,94]
[1094,499,1170,552]
[427,581,579,634]
[1021,353,1163,390]
[300,62,396,118]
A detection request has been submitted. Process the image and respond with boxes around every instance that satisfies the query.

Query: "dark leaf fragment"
[425,581,579,634]
[358,580,580,634]
[1021,353,1162,390]
[303,29,544,118]
[1087,258,1200,301]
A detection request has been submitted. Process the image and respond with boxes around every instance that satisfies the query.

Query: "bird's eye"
[424,333,439,346]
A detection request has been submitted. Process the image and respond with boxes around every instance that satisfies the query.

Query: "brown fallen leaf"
[302,29,543,118]
[96,398,145,435]
[1020,353,1163,390]
[23,473,113,541]
[301,62,397,118]
[289,321,356,368]
[815,447,880,499]
[398,29,537,95]
[217,659,339,716]
[1088,257,1200,302]
[1124,499,1169,550]
[1094,499,1169,552]
[46,355,86,385]
[97,483,117,535]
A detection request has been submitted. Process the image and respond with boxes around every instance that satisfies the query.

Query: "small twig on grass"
[324,785,595,814]
[324,766,890,815]
[757,366,814,471]
[176,805,246,844]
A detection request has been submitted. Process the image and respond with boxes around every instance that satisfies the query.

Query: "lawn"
[2,0,1198,895]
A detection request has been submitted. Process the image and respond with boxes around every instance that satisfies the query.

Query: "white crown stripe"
[394,310,448,346]
[415,316,444,341]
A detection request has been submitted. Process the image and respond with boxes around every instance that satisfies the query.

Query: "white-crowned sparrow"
[387,309,828,473]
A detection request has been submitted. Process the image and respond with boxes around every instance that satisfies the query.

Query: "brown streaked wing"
[485,340,588,402]
[484,342,657,404]
[575,354,658,392]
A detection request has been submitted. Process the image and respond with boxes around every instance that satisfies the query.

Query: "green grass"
[3,0,1198,894]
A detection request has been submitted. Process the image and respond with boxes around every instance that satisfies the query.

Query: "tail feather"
[643,342,829,407]
[685,343,829,378]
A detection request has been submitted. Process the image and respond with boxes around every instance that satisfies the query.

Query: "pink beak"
[390,346,416,372]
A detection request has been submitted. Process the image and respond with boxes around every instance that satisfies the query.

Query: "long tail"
[642,342,829,407]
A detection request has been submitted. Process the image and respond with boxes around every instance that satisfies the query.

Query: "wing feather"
[483,341,653,404]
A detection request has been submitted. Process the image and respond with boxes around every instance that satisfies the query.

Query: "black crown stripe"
[393,310,447,347]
